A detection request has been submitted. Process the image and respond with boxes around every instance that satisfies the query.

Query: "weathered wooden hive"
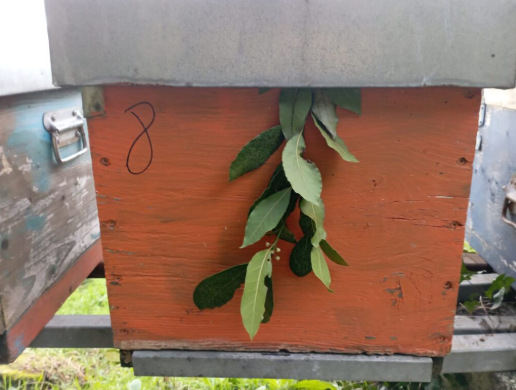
[30,0,516,359]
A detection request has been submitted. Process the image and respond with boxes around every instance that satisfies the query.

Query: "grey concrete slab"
[454,316,516,335]
[443,334,516,373]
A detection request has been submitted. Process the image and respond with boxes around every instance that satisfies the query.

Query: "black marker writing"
[125,101,155,175]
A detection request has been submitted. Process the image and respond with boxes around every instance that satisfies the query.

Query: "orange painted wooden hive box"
[88,86,478,356]
[43,0,516,359]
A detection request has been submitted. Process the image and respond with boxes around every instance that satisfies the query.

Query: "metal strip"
[454,316,516,335]
[29,315,113,349]
[132,350,433,382]
[0,0,56,96]
[44,0,516,88]
[442,334,516,373]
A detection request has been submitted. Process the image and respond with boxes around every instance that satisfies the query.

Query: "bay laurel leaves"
[241,248,273,339]
[229,125,284,181]
[249,164,289,215]
[241,187,292,248]
[311,90,338,139]
[282,132,322,206]
[311,246,333,291]
[289,235,313,277]
[279,89,312,140]
[262,276,274,323]
[324,88,361,115]
[320,240,349,266]
[300,198,327,247]
[299,211,315,237]
[193,264,248,310]
[272,190,300,242]
[312,114,359,163]
[273,224,297,244]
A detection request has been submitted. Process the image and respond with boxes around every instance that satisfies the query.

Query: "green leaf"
[272,190,300,241]
[460,263,475,283]
[320,240,349,266]
[262,276,274,323]
[229,125,284,181]
[273,224,297,244]
[463,299,479,314]
[193,264,248,310]
[324,88,361,115]
[258,88,271,95]
[312,114,358,163]
[491,287,505,311]
[279,89,312,140]
[300,199,326,247]
[299,211,315,237]
[249,164,290,215]
[485,274,515,299]
[282,132,322,206]
[242,187,292,248]
[289,235,313,277]
[311,246,332,291]
[311,90,338,139]
[241,248,273,339]
[293,380,337,390]
[253,166,299,243]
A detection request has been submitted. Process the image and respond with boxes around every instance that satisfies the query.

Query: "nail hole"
[463,89,475,99]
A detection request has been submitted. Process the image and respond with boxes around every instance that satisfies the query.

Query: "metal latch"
[502,173,516,230]
[43,108,88,163]
[478,98,486,127]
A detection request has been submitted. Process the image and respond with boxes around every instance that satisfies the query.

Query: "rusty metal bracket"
[502,174,516,230]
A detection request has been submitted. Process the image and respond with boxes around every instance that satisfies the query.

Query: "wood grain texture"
[0,88,100,361]
[0,240,102,363]
[90,87,480,357]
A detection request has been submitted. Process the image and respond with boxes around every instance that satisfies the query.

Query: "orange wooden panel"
[89,87,479,356]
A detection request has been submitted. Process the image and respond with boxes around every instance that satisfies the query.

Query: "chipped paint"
[25,214,46,231]
[0,88,100,337]
[18,156,32,173]
[0,147,13,176]
[13,336,25,356]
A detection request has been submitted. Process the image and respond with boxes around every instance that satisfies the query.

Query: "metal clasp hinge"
[43,108,88,164]
[502,173,516,230]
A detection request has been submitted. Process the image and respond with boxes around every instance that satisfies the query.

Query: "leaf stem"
[271,224,285,251]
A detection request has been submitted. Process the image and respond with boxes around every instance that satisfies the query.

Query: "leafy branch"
[194,88,361,339]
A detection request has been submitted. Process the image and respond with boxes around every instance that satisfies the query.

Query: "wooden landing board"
[89,87,480,357]
[0,88,101,362]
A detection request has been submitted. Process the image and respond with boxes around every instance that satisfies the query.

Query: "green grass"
[0,279,394,390]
